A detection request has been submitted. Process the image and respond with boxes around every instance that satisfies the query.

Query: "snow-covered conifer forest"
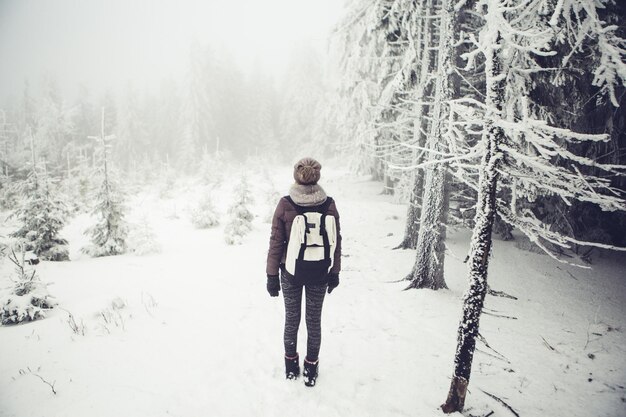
[0,0,625,416]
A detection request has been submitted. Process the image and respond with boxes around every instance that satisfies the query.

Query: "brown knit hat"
[293,157,322,185]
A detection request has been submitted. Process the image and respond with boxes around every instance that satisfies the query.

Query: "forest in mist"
[0,40,339,179]
[0,0,344,183]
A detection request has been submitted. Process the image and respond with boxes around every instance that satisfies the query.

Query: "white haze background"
[0,0,344,102]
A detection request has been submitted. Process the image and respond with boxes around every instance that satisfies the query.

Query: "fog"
[0,0,348,170]
[0,0,344,100]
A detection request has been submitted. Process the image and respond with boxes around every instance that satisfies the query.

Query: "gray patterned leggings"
[281,273,328,362]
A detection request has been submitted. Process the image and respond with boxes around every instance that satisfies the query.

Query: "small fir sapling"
[199,149,224,188]
[224,176,254,245]
[10,168,70,261]
[82,172,129,257]
[82,107,129,257]
[127,217,161,255]
[0,248,56,325]
[190,192,220,229]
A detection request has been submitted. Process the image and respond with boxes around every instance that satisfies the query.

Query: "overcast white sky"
[0,0,345,102]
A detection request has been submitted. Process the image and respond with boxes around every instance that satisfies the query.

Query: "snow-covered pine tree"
[147,78,182,172]
[245,69,280,158]
[10,157,70,262]
[441,0,626,412]
[224,176,254,245]
[116,83,149,172]
[339,0,422,187]
[334,0,388,174]
[190,190,220,229]
[395,0,440,250]
[0,248,56,325]
[337,0,458,264]
[403,0,465,290]
[82,108,128,257]
[371,0,413,196]
[277,42,328,160]
[337,0,420,225]
[178,41,216,171]
[523,1,626,253]
[127,217,161,255]
[33,77,74,168]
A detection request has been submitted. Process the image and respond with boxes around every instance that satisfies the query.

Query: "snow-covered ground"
[1,167,624,417]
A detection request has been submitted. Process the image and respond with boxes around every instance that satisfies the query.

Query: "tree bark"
[396,0,433,250]
[406,165,450,289]
[395,171,424,249]
[441,24,505,414]
[406,0,454,290]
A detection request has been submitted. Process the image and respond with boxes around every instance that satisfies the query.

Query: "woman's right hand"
[266,275,280,297]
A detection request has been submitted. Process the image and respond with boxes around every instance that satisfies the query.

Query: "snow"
[1,167,625,417]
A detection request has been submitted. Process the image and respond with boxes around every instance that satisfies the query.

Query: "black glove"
[327,273,339,294]
[267,275,280,297]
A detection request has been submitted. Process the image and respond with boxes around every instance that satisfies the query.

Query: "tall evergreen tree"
[82,108,128,257]
[116,83,149,172]
[405,0,462,290]
[34,78,74,171]
[178,41,216,170]
[278,42,328,160]
[441,0,626,411]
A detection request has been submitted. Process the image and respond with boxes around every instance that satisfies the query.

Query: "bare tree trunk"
[406,0,454,289]
[406,165,450,289]
[396,0,433,250]
[395,171,424,249]
[442,28,505,414]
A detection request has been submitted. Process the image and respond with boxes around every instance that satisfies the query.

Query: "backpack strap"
[298,218,308,261]
[321,198,334,261]
[320,212,330,260]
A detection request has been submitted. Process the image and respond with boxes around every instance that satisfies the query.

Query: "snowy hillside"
[0,168,624,417]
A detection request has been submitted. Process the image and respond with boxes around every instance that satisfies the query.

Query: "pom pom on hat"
[293,157,321,185]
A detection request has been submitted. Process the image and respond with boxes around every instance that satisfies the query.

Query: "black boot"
[303,358,319,387]
[285,354,300,379]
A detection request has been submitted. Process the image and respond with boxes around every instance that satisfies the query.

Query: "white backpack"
[284,197,337,282]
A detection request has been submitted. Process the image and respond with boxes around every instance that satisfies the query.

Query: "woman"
[266,157,342,387]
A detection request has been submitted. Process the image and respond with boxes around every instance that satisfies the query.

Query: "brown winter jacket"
[266,197,342,277]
